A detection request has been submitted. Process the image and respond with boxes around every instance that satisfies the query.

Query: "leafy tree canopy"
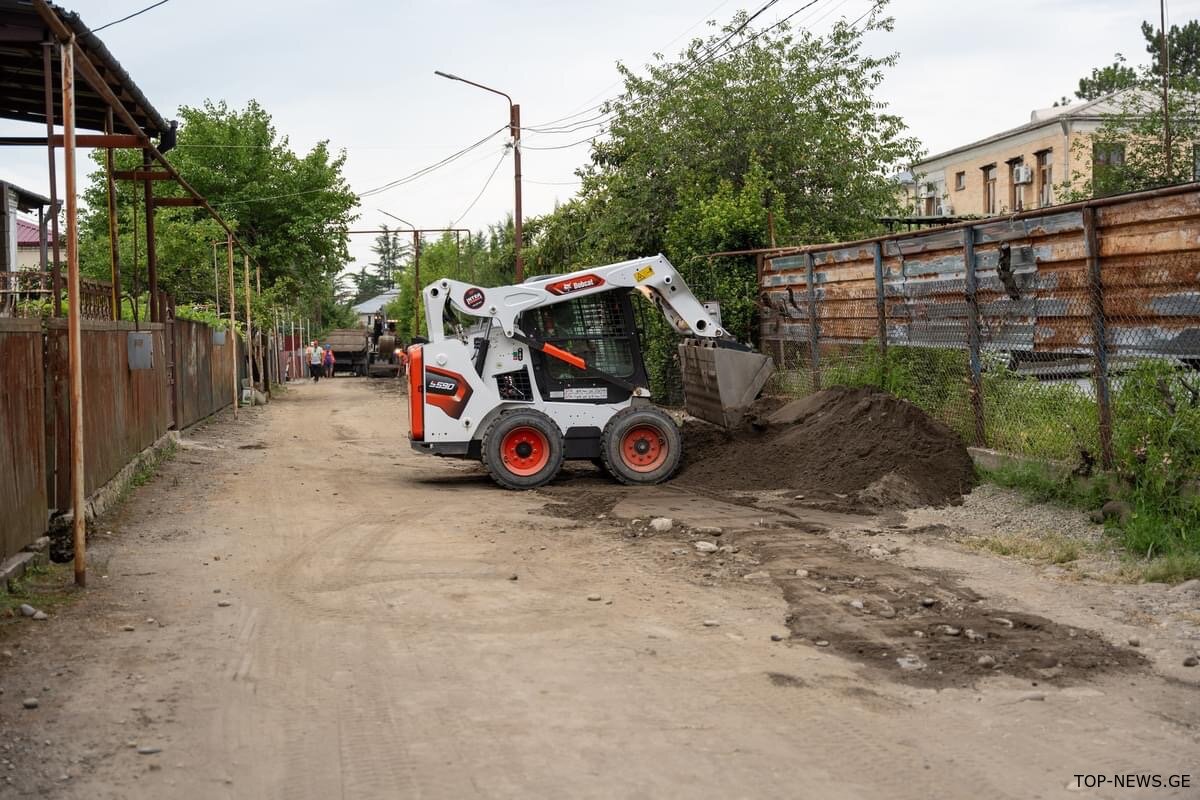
[79,99,358,326]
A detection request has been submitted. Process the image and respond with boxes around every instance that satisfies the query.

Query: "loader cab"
[518,288,649,404]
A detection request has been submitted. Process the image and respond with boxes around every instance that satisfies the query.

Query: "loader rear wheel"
[601,407,682,485]
[481,409,565,490]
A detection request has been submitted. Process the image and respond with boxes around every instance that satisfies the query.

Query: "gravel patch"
[909,484,1104,545]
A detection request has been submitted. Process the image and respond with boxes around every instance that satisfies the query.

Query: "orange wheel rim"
[502,426,550,476]
[620,424,668,472]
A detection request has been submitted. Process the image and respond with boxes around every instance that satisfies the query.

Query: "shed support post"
[964,226,987,448]
[61,39,86,587]
[142,149,158,323]
[43,41,62,318]
[105,108,121,320]
[226,235,237,419]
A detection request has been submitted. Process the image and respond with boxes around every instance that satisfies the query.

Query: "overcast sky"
[3,0,1196,272]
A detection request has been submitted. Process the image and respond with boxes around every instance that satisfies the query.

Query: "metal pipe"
[963,226,986,448]
[1161,0,1173,180]
[142,148,157,322]
[243,254,252,395]
[212,242,220,317]
[42,40,62,318]
[226,235,237,419]
[873,241,887,373]
[765,181,1200,261]
[61,39,85,588]
[104,107,120,320]
[804,252,820,392]
[1083,207,1115,468]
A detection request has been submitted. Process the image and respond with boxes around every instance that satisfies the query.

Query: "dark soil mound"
[679,386,976,508]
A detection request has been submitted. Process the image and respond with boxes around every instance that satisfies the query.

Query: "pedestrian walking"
[323,346,335,378]
[306,340,323,382]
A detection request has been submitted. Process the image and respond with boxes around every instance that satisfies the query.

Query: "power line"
[522,136,601,151]
[213,125,506,207]
[91,0,172,33]
[525,0,737,130]
[523,0,833,147]
[454,150,510,225]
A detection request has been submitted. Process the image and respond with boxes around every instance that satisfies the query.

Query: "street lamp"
[378,209,421,330]
[434,69,524,282]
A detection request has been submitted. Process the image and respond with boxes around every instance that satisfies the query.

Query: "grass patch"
[129,439,177,491]
[0,562,78,625]
[1115,552,1200,583]
[969,533,1086,564]
[982,461,1108,509]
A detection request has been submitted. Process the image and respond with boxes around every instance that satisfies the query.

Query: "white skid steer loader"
[407,254,774,489]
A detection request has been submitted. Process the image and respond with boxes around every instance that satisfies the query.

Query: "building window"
[955,171,966,191]
[1008,158,1026,212]
[1093,142,1125,168]
[982,165,997,215]
[1193,144,1200,181]
[1036,149,1053,207]
[1092,142,1126,197]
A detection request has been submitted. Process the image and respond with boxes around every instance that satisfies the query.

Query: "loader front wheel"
[482,410,565,490]
[601,407,682,485]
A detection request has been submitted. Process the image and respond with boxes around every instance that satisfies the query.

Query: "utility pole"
[1161,0,1173,180]
[226,235,237,419]
[433,71,524,281]
[413,231,421,339]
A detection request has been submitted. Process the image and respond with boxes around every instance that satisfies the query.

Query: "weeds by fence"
[759,184,1200,569]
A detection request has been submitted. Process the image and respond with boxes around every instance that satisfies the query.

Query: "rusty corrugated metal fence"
[0,316,237,561]
[760,184,1200,467]
[0,319,48,558]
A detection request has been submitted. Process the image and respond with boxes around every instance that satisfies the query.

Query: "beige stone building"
[899,95,1130,218]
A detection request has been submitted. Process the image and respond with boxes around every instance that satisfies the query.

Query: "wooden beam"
[113,170,174,181]
[152,197,204,207]
[0,134,144,148]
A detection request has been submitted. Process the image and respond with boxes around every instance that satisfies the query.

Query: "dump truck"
[367,316,403,377]
[326,328,370,376]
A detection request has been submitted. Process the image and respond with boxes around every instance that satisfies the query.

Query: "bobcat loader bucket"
[678,339,775,429]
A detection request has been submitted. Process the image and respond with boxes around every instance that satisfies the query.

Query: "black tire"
[600,406,683,485]
[591,457,612,476]
[481,409,565,490]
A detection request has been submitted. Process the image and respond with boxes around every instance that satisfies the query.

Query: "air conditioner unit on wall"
[1013,164,1033,184]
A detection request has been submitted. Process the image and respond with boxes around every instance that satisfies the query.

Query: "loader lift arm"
[420,254,726,344]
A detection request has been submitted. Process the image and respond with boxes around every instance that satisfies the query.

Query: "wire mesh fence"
[759,185,1200,480]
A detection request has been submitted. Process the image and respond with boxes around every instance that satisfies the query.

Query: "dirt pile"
[680,386,976,508]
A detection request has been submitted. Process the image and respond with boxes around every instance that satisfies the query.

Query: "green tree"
[79,99,358,324]
[1075,55,1138,100]
[525,2,919,394]
[1144,19,1200,77]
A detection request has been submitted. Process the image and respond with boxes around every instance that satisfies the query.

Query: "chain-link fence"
[759,184,1200,480]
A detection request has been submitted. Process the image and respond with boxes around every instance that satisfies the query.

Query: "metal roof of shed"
[0,0,170,137]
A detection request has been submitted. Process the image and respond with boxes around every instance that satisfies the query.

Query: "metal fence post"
[1083,206,1115,469]
[963,226,987,448]
[873,241,887,384]
[805,251,821,392]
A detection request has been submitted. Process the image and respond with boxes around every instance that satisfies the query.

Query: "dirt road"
[1,377,1197,799]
